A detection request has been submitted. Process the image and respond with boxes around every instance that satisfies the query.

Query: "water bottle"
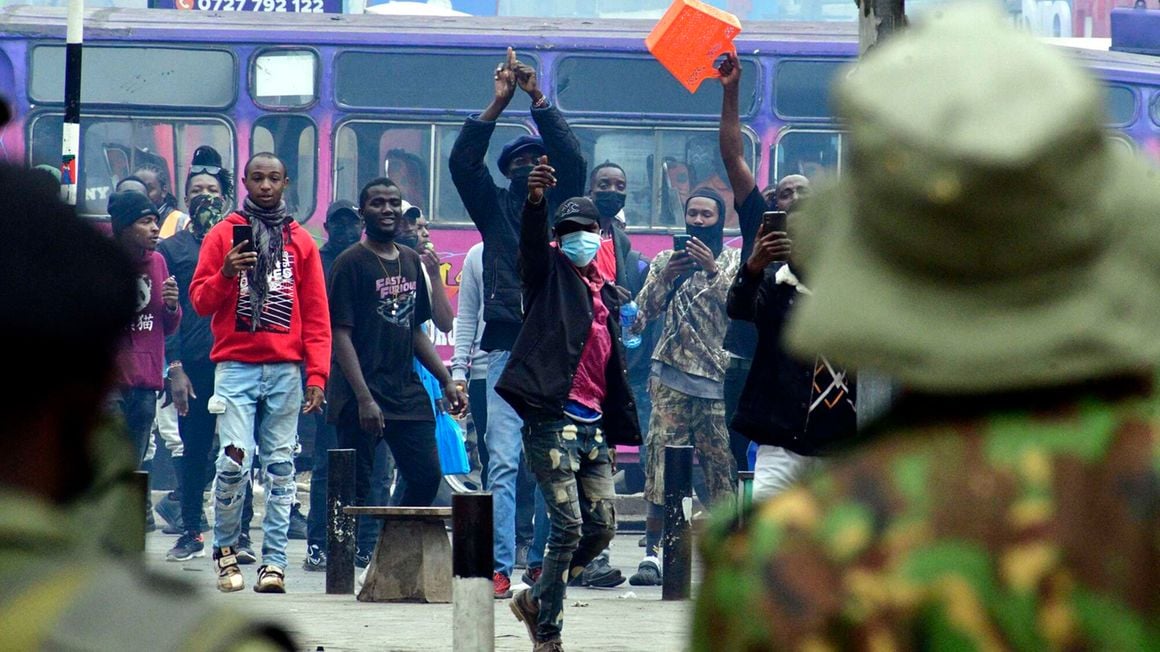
[620,300,642,349]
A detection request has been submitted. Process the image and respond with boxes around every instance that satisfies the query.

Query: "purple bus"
[0,6,1157,357]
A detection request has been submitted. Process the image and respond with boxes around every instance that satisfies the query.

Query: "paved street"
[144,491,697,652]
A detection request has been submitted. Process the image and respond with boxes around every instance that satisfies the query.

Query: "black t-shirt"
[723,187,764,359]
[326,243,434,423]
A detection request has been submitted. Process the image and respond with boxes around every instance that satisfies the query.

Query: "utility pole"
[854,0,906,427]
[60,0,83,205]
[857,0,907,54]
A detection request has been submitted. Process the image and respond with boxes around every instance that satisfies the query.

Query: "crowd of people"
[1,5,1157,651]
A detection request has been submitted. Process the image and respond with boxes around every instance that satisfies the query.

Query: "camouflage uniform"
[635,248,741,508]
[692,389,1160,651]
[643,380,737,508]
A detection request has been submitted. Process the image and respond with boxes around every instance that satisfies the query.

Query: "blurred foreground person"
[0,163,294,650]
[693,5,1160,649]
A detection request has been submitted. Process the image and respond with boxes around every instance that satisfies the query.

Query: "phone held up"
[762,211,787,234]
[233,224,254,254]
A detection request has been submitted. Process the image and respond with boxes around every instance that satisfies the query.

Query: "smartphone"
[232,224,253,253]
[673,234,691,251]
[762,211,787,234]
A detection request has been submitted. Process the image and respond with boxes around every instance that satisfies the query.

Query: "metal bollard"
[662,445,693,601]
[133,470,149,553]
[453,492,494,652]
[737,470,754,526]
[326,448,356,595]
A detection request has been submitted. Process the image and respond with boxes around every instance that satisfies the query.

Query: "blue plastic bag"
[413,355,469,476]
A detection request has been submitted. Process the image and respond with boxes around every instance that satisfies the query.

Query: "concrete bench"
[343,506,452,603]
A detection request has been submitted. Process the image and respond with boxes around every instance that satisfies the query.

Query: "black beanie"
[107,190,159,235]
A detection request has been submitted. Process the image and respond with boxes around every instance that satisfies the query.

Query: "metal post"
[662,445,693,601]
[452,492,494,652]
[60,0,83,205]
[326,448,356,595]
[132,470,149,553]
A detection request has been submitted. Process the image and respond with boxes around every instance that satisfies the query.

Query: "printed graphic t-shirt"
[326,243,434,423]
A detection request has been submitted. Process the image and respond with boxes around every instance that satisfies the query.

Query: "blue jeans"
[210,361,302,570]
[486,350,524,577]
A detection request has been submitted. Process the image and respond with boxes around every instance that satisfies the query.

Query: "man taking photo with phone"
[190,152,331,594]
[625,188,740,586]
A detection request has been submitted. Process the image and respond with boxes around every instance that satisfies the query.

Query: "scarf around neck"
[242,196,293,332]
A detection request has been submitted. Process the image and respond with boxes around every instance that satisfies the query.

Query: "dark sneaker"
[236,534,257,565]
[628,558,662,586]
[145,503,157,533]
[514,544,529,570]
[214,547,245,593]
[637,535,647,547]
[156,491,183,534]
[493,571,512,599]
[509,589,540,645]
[533,639,564,652]
[287,504,308,540]
[582,556,625,588]
[166,531,205,562]
[520,566,542,588]
[254,565,286,593]
[302,544,327,572]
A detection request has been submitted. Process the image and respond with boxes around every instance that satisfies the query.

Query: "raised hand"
[527,155,556,203]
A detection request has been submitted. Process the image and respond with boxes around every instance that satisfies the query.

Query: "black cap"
[552,197,600,231]
[107,190,160,234]
[326,199,359,223]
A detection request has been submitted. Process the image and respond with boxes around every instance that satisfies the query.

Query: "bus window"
[335,52,538,112]
[774,60,851,120]
[252,50,318,109]
[30,45,235,109]
[1107,134,1135,155]
[1104,85,1136,127]
[554,56,759,117]
[29,114,233,216]
[434,124,534,225]
[1152,91,1160,127]
[253,115,317,221]
[572,126,756,230]
[773,130,843,185]
[335,121,530,225]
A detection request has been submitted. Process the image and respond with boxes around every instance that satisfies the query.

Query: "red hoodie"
[190,213,331,389]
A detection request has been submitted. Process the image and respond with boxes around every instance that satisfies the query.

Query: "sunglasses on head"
[190,165,222,175]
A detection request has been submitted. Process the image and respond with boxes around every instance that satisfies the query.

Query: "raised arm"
[518,157,556,290]
[522,59,585,205]
[718,53,756,202]
[449,50,517,234]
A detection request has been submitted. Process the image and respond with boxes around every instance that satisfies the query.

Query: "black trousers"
[336,407,441,555]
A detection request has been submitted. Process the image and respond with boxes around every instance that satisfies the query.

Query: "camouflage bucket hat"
[785,3,1160,393]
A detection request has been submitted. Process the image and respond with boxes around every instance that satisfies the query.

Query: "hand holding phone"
[224,224,258,278]
[762,211,787,235]
[233,224,254,253]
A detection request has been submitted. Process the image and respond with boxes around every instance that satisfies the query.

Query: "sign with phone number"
[151,0,341,13]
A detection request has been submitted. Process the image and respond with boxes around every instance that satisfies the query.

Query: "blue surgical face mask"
[559,230,601,268]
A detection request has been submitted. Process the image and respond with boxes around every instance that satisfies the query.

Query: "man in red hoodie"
[107,191,181,466]
[190,152,331,594]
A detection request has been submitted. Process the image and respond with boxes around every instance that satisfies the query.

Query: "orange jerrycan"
[646,0,742,93]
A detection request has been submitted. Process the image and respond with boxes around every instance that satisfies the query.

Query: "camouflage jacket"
[692,387,1160,650]
[635,247,741,384]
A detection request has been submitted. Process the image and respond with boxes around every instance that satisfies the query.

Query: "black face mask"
[592,191,626,220]
[508,164,534,194]
[396,234,420,250]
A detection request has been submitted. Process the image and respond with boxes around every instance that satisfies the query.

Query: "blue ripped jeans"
[523,417,617,642]
[209,361,302,570]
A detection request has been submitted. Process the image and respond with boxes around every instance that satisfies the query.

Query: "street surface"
[145,489,697,652]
